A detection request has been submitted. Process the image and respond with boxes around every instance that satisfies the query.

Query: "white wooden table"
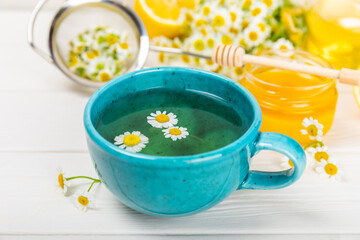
[1,2,360,239]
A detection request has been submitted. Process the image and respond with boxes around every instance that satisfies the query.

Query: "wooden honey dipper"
[150,44,360,85]
[212,44,360,86]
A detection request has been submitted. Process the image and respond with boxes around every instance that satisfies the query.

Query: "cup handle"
[239,132,306,190]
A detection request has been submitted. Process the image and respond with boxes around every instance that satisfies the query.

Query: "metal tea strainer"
[28,0,210,88]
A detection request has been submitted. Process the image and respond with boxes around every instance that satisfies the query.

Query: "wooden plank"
[0,152,359,235]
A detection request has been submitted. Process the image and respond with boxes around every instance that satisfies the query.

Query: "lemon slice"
[134,0,196,38]
[353,85,360,108]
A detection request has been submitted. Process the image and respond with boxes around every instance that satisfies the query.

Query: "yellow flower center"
[314,151,329,162]
[76,46,83,52]
[169,128,182,136]
[229,27,239,34]
[196,19,207,27]
[181,55,190,63]
[306,124,318,137]
[194,39,205,51]
[280,45,288,50]
[243,0,252,8]
[251,7,262,17]
[221,35,233,45]
[206,59,214,65]
[288,159,294,168]
[234,67,244,76]
[159,52,165,63]
[214,65,223,73]
[258,23,267,32]
[58,173,64,189]
[230,12,237,22]
[194,57,200,65]
[123,134,141,146]
[249,31,259,41]
[242,20,249,29]
[69,57,78,67]
[213,15,225,27]
[203,6,210,16]
[93,49,99,56]
[207,38,215,48]
[171,42,180,48]
[86,52,96,59]
[155,114,170,123]
[185,13,193,22]
[99,72,111,82]
[105,34,119,45]
[324,163,338,176]
[119,42,129,49]
[78,196,89,207]
[263,0,273,7]
[200,28,207,36]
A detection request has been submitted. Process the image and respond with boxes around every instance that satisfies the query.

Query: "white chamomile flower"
[252,20,271,37]
[307,146,330,163]
[272,38,294,56]
[300,117,323,141]
[114,131,149,153]
[147,111,178,128]
[57,167,70,194]
[163,127,189,141]
[315,159,343,182]
[97,69,113,82]
[249,3,268,19]
[280,156,295,169]
[81,51,98,62]
[73,190,94,211]
[261,0,280,11]
[243,26,266,48]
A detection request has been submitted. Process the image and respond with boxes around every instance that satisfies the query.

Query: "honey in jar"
[306,0,360,70]
[241,50,338,145]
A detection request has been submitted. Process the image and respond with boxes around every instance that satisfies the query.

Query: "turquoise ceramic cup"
[84,67,306,217]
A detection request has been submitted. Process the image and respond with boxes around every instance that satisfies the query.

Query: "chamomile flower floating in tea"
[163,127,189,141]
[147,111,178,128]
[57,167,70,195]
[114,131,149,153]
[73,190,95,212]
[68,26,133,82]
[301,117,324,142]
[315,159,343,182]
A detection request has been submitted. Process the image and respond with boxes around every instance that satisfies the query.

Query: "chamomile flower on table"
[57,167,70,195]
[315,159,343,182]
[147,111,178,128]
[114,131,149,153]
[307,146,330,163]
[163,127,189,141]
[73,190,95,212]
[301,117,324,141]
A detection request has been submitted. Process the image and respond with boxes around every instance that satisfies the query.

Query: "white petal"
[132,131,140,136]
[156,111,161,115]
[300,129,308,135]
[150,113,157,117]
[124,132,130,136]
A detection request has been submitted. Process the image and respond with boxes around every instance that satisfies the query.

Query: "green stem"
[87,181,96,192]
[65,176,101,182]
[303,141,324,150]
[189,135,204,142]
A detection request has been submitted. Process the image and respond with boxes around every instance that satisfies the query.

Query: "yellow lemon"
[134,0,197,38]
[353,85,360,108]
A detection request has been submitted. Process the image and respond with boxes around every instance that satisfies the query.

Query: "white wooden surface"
[1,4,360,240]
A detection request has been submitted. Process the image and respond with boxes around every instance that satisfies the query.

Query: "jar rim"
[244,49,335,91]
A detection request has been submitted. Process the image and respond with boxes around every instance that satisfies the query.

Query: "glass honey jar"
[240,50,338,145]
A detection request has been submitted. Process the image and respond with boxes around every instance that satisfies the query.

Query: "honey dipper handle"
[212,44,360,86]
